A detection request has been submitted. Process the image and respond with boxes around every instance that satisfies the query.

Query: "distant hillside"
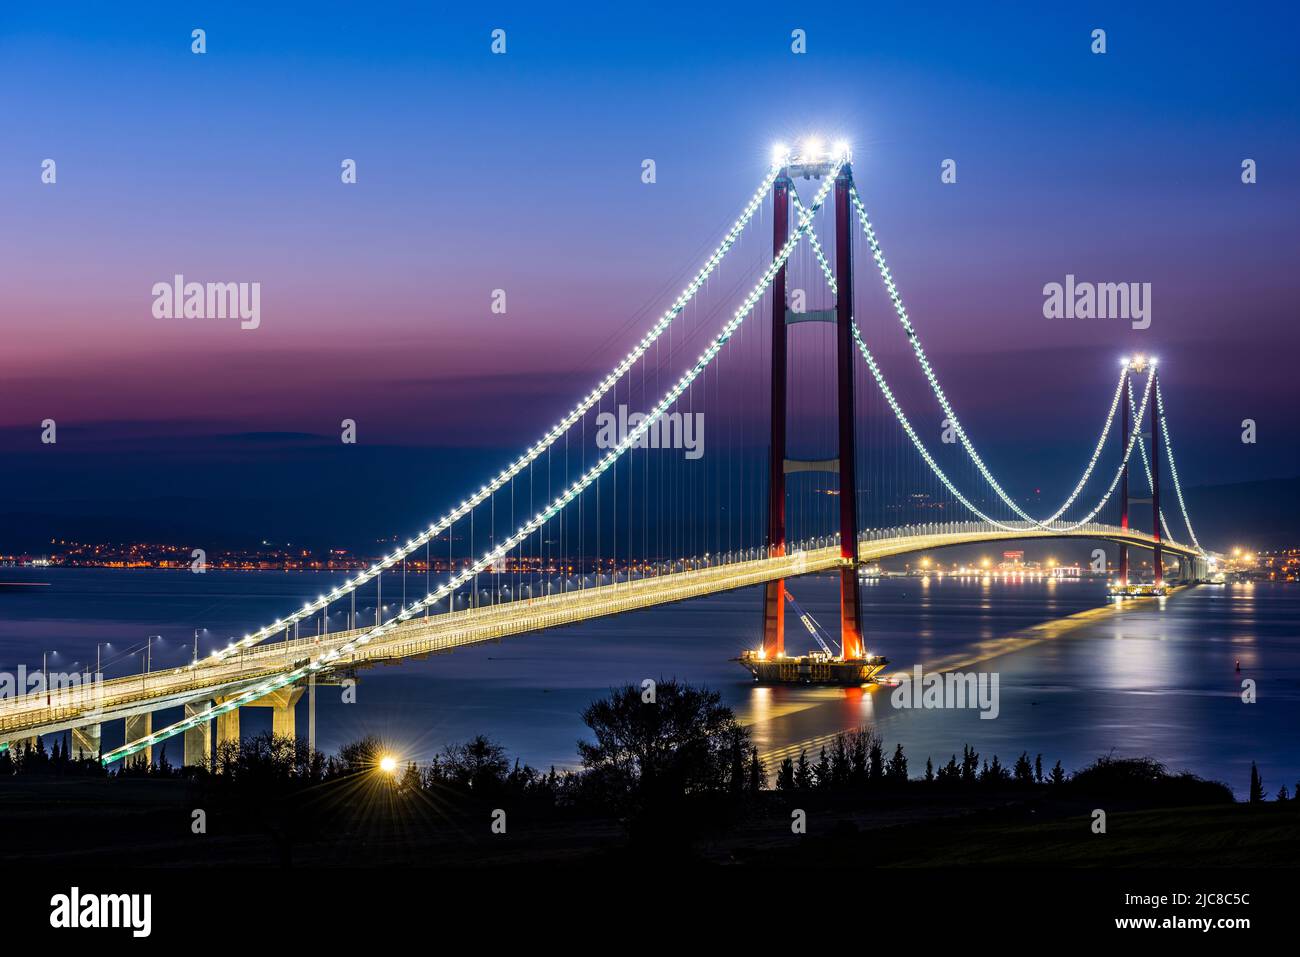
[3,475,1297,557]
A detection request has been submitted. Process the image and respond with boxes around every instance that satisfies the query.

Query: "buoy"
[1235,659,1241,672]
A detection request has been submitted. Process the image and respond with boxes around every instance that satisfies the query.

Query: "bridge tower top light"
[776,139,852,179]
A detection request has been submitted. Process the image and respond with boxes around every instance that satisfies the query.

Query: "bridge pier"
[267,687,302,739]
[123,713,151,765]
[308,672,316,755]
[215,701,241,751]
[207,686,303,754]
[71,723,101,759]
[7,735,40,755]
[183,701,212,768]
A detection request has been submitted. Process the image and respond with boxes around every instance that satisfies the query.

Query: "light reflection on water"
[1,569,1295,798]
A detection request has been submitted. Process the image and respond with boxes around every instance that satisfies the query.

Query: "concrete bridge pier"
[123,713,152,765]
[71,723,101,759]
[215,703,240,751]
[183,700,213,768]
[308,673,316,755]
[210,686,303,754]
[266,687,303,739]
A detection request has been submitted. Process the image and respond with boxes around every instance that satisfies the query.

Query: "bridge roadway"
[0,523,1200,745]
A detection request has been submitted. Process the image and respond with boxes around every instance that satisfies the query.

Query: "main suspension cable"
[102,165,841,765]
[204,163,782,664]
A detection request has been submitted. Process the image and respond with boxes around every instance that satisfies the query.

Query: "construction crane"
[784,592,842,658]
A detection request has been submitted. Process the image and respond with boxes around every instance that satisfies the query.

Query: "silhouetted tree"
[338,735,385,775]
[886,744,908,783]
[441,735,511,793]
[831,735,851,787]
[1034,753,1044,784]
[1049,759,1066,786]
[794,750,812,790]
[775,756,796,792]
[576,679,749,823]
[1249,762,1264,803]
[848,730,871,785]
[747,748,764,794]
[985,755,1011,784]
[868,736,884,782]
[1068,756,1232,806]
[726,730,747,797]
[924,757,934,783]
[937,754,959,784]
[1014,751,1034,784]
[961,745,979,783]
[399,761,421,793]
[813,746,832,790]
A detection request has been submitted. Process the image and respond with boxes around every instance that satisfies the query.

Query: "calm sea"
[2,568,1296,798]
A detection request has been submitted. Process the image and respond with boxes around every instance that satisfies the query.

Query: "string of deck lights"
[201,163,783,666]
[100,164,842,765]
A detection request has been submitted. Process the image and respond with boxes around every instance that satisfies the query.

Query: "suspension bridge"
[0,143,1214,766]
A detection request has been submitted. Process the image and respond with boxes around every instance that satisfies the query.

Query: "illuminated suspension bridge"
[0,143,1213,766]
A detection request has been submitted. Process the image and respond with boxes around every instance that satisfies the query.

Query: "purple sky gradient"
[2,2,1298,515]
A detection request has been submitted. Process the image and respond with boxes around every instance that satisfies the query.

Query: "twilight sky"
[2,2,1298,548]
